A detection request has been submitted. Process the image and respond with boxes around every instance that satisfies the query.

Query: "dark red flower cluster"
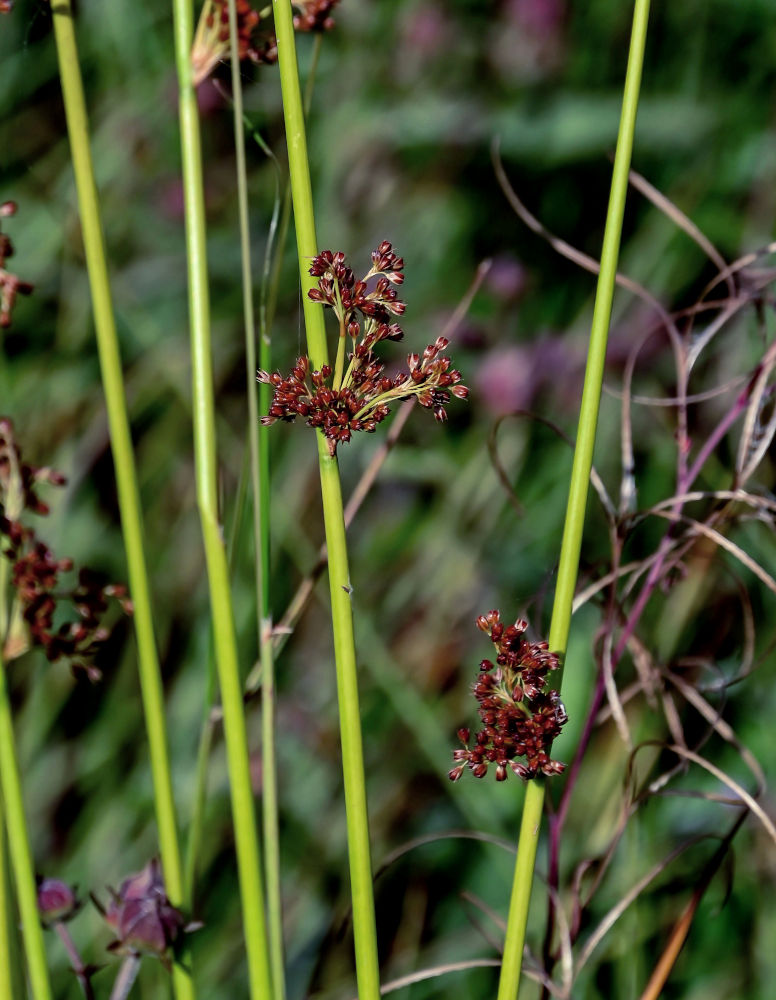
[191,0,341,83]
[0,201,34,328]
[259,243,467,453]
[449,610,567,782]
[0,418,131,678]
[192,0,265,84]
[293,0,341,33]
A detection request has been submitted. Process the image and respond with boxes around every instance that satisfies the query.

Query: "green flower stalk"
[172,0,272,997]
[272,1,381,997]
[494,3,652,997]
[49,4,195,998]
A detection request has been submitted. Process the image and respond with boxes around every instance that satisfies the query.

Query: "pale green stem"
[0,629,52,1000]
[0,710,27,1000]
[495,3,652,998]
[0,797,14,1000]
[184,455,247,903]
[170,1,272,998]
[0,566,13,1000]
[226,2,286,997]
[266,34,323,335]
[272,3,381,998]
[108,955,141,1000]
[49,6,195,997]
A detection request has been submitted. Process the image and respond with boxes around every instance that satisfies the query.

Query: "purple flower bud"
[37,877,79,926]
[100,859,188,957]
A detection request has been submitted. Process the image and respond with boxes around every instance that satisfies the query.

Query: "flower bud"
[37,877,79,926]
[101,859,188,957]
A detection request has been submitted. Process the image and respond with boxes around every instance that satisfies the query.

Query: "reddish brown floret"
[451,610,567,782]
[294,0,341,33]
[0,202,34,328]
[1,419,131,677]
[259,243,468,452]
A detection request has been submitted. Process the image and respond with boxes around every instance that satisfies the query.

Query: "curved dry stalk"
[345,958,502,998]
[618,310,687,516]
[606,372,749,408]
[637,812,747,1000]
[375,830,515,881]
[665,671,765,792]
[696,240,776,309]
[572,547,679,612]
[735,340,776,484]
[574,836,710,975]
[651,509,776,594]
[647,488,776,515]
[600,629,632,749]
[461,890,507,952]
[653,745,776,846]
[487,412,616,523]
[685,297,752,373]
[491,139,682,345]
[627,168,734,299]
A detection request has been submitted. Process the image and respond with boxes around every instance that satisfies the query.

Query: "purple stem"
[54,921,95,1000]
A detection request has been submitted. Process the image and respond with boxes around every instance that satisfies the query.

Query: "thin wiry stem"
[0,656,52,1000]
[170,0,272,997]
[495,3,652,998]
[0,796,15,1000]
[226,1,286,997]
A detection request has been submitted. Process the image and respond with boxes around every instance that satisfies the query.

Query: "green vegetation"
[1,1,775,998]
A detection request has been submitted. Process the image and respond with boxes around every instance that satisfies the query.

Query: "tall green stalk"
[226,2,286,997]
[0,558,52,1000]
[495,3,651,998]
[272,3,381,999]
[49,6,196,998]
[170,2,273,998]
[0,796,14,1000]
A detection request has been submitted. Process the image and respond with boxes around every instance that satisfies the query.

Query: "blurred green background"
[2,1,776,997]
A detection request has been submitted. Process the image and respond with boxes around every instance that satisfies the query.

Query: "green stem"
[266,34,322,335]
[0,798,13,1000]
[0,660,52,1000]
[0,730,27,1000]
[49,6,195,998]
[495,3,651,998]
[226,2,286,998]
[272,4,381,998]
[171,2,272,998]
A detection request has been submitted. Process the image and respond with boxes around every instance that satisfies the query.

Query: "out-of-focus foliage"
[1,1,775,998]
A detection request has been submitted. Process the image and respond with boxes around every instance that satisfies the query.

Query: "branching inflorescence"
[0,418,131,678]
[450,611,568,782]
[259,242,468,454]
[191,0,341,85]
